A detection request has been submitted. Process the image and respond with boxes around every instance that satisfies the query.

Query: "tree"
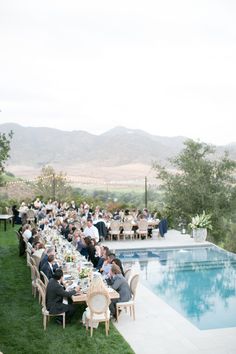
[0,130,13,184]
[153,139,236,243]
[35,165,72,201]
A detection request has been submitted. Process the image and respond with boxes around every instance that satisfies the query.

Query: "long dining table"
[72,287,119,303]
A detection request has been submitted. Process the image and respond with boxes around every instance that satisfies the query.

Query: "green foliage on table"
[79,268,90,279]
[0,227,134,354]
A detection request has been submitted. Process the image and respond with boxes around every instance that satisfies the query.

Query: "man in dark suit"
[40,254,55,280]
[46,269,80,323]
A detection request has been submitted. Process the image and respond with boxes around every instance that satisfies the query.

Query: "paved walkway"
[104,230,236,354]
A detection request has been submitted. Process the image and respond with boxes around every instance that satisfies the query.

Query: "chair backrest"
[37,282,46,308]
[130,274,139,299]
[86,291,110,315]
[110,220,120,231]
[123,221,133,232]
[124,268,132,282]
[33,264,40,280]
[40,271,49,287]
[37,278,46,293]
[29,256,37,267]
[29,262,36,281]
[27,209,35,219]
[15,231,21,240]
[26,249,32,266]
[137,219,148,231]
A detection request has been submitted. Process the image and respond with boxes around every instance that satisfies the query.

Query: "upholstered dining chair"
[124,268,132,283]
[85,291,111,336]
[37,283,66,330]
[26,209,35,224]
[136,219,149,240]
[116,273,139,322]
[122,221,134,240]
[109,220,121,240]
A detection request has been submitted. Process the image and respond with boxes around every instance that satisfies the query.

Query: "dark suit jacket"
[46,278,76,314]
[39,254,58,272]
[40,262,54,280]
[94,221,108,239]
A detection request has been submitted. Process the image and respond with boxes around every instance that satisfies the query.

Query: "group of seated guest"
[15,198,141,326]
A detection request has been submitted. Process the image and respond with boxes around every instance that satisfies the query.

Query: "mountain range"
[1,123,236,187]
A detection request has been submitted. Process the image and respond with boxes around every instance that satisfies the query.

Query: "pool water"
[116,245,236,330]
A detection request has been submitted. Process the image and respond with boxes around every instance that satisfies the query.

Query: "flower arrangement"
[64,253,76,262]
[189,211,212,230]
[79,268,91,279]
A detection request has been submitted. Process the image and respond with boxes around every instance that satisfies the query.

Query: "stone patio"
[104,230,236,354]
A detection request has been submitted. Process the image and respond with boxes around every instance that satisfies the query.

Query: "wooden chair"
[36,277,46,303]
[136,219,149,240]
[37,283,65,330]
[109,220,121,241]
[122,221,134,240]
[116,273,139,322]
[28,262,38,297]
[85,291,111,336]
[124,268,132,283]
[26,209,35,225]
[40,271,49,287]
[29,256,37,267]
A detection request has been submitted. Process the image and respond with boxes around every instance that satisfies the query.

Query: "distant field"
[7,162,158,191]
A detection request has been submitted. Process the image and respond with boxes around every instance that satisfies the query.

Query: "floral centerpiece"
[64,253,76,262]
[189,211,212,242]
[79,268,91,279]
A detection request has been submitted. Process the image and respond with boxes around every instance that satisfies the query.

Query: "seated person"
[39,247,58,272]
[41,254,57,280]
[96,246,109,270]
[83,218,99,244]
[107,264,131,319]
[84,237,99,268]
[100,251,116,277]
[46,268,80,323]
[12,205,21,224]
[111,258,125,276]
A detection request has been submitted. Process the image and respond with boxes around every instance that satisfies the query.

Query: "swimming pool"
[116,245,236,330]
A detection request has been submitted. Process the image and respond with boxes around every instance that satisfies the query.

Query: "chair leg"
[133,305,135,320]
[105,320,109,335]
[90,318,93,337]
[44,315,47,330]
[62,313,65,329]
[116,306,119,322]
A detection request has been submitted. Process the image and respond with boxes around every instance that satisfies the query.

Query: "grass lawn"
[0,224,134,354]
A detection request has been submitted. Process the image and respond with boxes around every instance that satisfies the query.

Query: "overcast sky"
[1,0,236,145]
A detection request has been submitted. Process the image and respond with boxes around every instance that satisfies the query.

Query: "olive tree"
[35,165,72,201]
[153,139,236,243]
[0,130,13,184]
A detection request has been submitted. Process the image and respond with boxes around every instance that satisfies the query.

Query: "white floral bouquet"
[189,211,212,230]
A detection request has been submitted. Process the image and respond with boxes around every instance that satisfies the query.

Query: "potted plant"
[189,211,212,242]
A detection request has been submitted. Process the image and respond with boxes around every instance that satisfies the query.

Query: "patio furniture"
[116,273,139,322]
